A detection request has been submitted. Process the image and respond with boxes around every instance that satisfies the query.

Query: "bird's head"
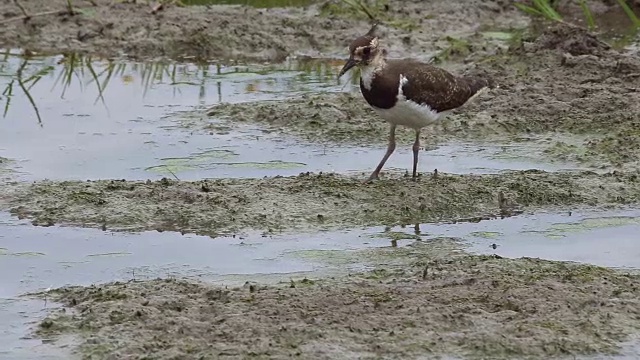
[338,23,384,79]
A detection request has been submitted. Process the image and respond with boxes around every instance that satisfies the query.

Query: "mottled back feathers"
[360,59,492,112]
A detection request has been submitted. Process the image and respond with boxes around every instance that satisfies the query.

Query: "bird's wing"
[395,60,490,113]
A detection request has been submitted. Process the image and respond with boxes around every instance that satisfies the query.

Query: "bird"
[338,24,493,183]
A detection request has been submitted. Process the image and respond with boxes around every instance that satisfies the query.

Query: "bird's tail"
[457,75,495,107]
[465,75,496,95]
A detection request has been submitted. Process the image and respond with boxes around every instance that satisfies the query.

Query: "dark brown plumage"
[360,59,491,112]
[338,24,493,182]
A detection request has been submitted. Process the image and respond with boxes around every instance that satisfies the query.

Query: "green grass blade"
[514,3,544,17]
[616,0,640,27]
[579,0,596,30]
[17,60,43,126]
[22,65,54,85]
[100,62,116,92]
[3,80,14,118]
[533,0,562,21]
[27,75,44,91]
[85,58,107,107]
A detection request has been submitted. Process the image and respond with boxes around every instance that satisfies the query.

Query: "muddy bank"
[34,239,640,359]
[0,0,527,61]
[202,24,640,170]
[3,170,640,237]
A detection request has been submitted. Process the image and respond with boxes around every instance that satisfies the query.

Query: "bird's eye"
[363,47,371,55]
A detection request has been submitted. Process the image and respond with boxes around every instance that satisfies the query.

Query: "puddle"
[0,210,405,358]
[0,52,351,181]
[0,52,589,181]
[0,214,399,299]
[394,208,640,270]
[3,205,640,357]
[0,298,74,360]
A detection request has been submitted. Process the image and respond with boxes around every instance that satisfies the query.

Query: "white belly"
[371,99,448,129]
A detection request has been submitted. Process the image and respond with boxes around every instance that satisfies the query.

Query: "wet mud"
[0,0,526,61]
[5,170,640,237]
[34,239,640,359]
[2,0,640,358]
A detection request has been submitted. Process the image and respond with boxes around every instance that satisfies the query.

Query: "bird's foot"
[364,172,380,183]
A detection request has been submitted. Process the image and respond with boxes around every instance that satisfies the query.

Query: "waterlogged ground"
[6,210,640,359]
[1,0,640,359]
[0,0,529,61]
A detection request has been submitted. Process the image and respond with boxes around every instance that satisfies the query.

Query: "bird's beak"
[338,58,358,79]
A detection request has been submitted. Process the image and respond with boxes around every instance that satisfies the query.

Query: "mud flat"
[1,0,640,359]
[0,0,527,61]
[3,170,640,238]
[33,239,640,359]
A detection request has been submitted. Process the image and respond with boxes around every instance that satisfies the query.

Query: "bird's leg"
[412,129,421,180]
[366,124,396,182]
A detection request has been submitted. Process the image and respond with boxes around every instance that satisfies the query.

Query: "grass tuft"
[578,0,596,30]
[515,0,640,32]
[616,0,640,28]
[514,0,562,22]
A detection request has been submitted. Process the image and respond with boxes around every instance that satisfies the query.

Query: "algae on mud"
[4,170,640,237]
[33,239,640,359]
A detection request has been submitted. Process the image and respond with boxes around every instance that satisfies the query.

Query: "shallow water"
[0,51,638,357]
[433,209,640,270]
[3,208,640,298]
[0,52,585,182]
[0,212,402,358]
[3,208,640,357]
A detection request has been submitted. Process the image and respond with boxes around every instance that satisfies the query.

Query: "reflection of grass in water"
[0,51,343,124]
[1,50,53,126]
